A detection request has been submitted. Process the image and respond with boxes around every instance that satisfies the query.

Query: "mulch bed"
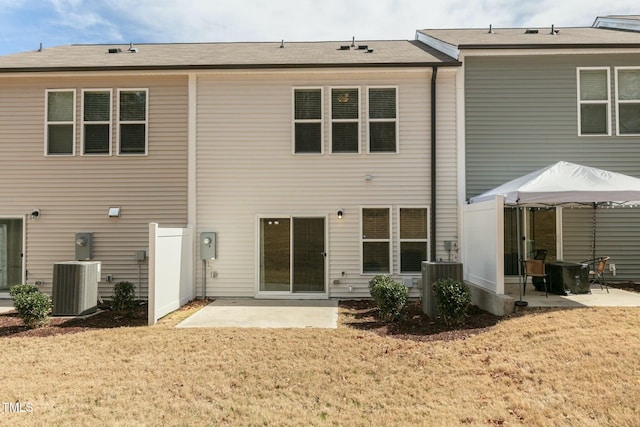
[340,300,502,342]
[1,282,637,339]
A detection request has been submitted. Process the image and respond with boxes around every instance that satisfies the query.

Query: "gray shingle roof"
[417,26,640,49]
[0,40,459,73]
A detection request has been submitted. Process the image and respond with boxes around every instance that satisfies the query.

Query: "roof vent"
[524,29,539,34]
[366,48,374,53]
[357,45,368,50]
[128,42,138,53]
[339,45,351,50]
[488,24,494,34]
[550,24,559,35]
[280,40,284,48]
[107,48,122,54]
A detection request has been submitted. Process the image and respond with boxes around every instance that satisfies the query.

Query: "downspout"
[430,66,438,261]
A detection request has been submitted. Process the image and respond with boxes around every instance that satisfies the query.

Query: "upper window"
[82,89,112,155]
[118,89,148,155]
[577,68,610,136]
[362,208,391,274]
[368,87,398,152]
[331,87,360,153]
[45,89,76,155]
[293,88,323,154]
[616,67,640,136]
[399,208,428,273]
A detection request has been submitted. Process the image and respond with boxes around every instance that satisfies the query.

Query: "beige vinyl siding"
[196,69,458,298]
[0,75,188,298]
[465,54,640,281]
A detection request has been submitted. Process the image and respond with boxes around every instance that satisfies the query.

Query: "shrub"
[433,278,471,327]
[8,284,40,298]
[368,275,408,322]
[9,285,52,329]
[112,281,136,317]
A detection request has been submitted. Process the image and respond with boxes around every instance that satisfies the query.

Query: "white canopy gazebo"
[468,161,640,305]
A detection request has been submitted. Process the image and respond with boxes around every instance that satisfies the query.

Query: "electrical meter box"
[200,232,217,260]
[75,232,93,260]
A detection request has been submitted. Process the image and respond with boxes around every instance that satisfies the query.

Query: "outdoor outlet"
[348,285,353,292]
[106,274,113,282]
[609,264,617,276]
[333,279,340,285]
[35,280,44,286]
[211,271,217,278]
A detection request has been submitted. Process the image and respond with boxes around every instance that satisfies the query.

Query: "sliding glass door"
[0,219,23,290]
[259,216,326,294]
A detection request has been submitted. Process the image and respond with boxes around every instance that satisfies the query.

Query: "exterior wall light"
[337,209,344,219]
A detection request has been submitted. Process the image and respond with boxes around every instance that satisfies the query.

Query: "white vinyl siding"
[577,67,611,136]
[331,87,360,153]
[82,89,112,155]
[615,67,640,136]
[293,87,323,154]
[368,86,399,152]
[196,69,458,298]
[45,89,76,156]
[361,207,391,274]
[118,89,148,155]
[399,207,429,274]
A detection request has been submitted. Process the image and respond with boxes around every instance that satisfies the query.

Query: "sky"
[0,0,637,55]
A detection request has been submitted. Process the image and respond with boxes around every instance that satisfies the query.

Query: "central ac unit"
[52,261,100,316]
[422,261,463,317]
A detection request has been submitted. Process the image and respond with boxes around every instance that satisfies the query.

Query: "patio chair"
[531,249,548,291]
[524,259,548,297]
[589,256,610,293]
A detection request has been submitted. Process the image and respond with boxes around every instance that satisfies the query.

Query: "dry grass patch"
[0,302,639,426]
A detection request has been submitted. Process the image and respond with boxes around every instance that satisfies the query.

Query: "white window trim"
[330,86,361,154]
[292,87,324,155]
[44,88,76,156]
[366,85,399,154]
[81,89,113,156]
[397,206,430,275]
[576,67,611,137]
[117,88,149,156]
[615,66,640,136]
[360,206,392,275]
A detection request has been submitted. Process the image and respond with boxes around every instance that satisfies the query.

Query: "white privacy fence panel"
[463,196,504,294]
[148,223,194,325]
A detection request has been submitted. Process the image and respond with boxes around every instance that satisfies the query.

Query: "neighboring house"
[417,16,640,292]
[0,40,461,300]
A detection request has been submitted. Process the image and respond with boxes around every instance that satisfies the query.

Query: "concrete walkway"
[505,283,640,308]
[176,299,339,329]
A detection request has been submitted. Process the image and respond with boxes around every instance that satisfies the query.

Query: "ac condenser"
[52,261,100,316]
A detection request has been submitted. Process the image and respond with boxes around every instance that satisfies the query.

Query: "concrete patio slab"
[505,283,640,308]
[176,299,339,329]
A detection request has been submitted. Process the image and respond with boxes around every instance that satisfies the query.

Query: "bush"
[8,284,40,298]
[112,281,136,317]
[9,285,52,329]
[368,275,408,322]
[433,278,471,327]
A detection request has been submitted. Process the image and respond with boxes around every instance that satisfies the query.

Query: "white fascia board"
[415,32,460,60]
